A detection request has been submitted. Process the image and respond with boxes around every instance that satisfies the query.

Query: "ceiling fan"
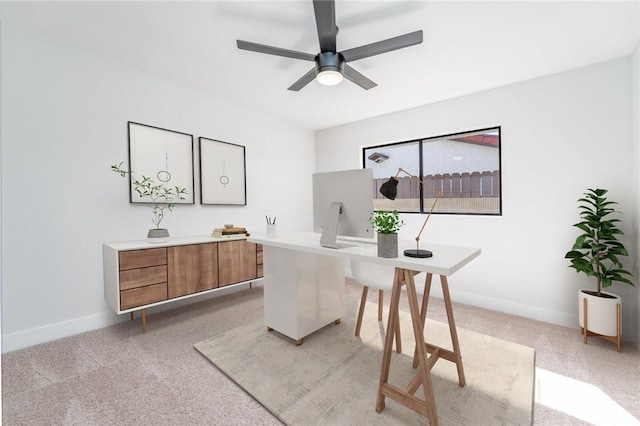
[236,0,423,91]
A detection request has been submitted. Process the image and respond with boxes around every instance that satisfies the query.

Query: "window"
[362,127,501,215]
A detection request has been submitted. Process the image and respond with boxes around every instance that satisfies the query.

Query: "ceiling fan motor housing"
[315,51,344,74]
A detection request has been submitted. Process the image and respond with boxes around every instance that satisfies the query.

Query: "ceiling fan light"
[316,70,343,86]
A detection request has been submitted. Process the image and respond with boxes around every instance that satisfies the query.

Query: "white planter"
[578,289,621,337]
[147,228,169,244]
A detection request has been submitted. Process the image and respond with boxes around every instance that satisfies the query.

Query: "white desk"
[248,232,480,425]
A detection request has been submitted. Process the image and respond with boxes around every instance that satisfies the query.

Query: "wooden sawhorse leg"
[412,273,466,386]
[375,268,439,425]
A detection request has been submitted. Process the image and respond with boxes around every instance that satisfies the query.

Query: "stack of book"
[211,226,249,239]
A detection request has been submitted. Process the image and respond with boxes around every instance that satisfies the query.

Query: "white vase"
[578,289,621,337]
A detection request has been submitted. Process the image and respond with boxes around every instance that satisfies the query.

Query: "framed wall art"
[127,121,195,204]
[199,137,247,205]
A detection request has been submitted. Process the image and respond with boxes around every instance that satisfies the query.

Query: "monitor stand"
[320,202,355,249]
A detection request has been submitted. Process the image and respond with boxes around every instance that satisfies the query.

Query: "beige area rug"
[195,299,535,425]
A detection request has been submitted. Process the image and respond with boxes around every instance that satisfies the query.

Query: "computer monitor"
[312,168,374,248]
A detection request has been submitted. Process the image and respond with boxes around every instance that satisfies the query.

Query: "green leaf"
[369,209,404,233]
[110,161,188,228]
[567,188,635,288]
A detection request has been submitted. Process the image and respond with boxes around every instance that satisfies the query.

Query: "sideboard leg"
[130,312,134,321]
[142,309,147,333]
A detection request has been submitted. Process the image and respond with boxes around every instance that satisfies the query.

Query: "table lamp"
[379,167,440,258]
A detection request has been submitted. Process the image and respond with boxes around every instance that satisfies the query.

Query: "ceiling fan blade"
[237,40,315,61]
[342,64,377,90]
[288,67,318,91]
[313,0,337,52]
[340,30,423,62]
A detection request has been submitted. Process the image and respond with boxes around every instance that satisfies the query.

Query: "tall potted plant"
[370,210,404,258]
[564,188,634,351]
[112,162,187,242]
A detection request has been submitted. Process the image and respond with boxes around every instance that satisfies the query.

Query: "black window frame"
[362,126,502,216]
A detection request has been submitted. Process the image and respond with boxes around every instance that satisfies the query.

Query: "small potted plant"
[369,210,404,258]
[564,188,634,351]
[111,162,187,242]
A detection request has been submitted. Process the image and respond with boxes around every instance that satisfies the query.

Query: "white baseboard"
[1,281,259,354]
[438,287,578,330]
[10,279,629,353]
[346,264,578,331]
[2,311,124,354]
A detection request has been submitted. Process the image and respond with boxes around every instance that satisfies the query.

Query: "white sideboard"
[103,235,263,332]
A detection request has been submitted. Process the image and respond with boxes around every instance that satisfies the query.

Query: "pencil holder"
[267,224,277,237]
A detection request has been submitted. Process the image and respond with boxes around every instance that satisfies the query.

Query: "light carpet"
[195,300,535,425]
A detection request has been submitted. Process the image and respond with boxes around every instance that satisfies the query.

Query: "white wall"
[316,57,639,340]
[1,24,315,353]
[632,42,640,349]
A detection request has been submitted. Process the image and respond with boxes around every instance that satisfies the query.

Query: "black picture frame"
[127,121,195,204]
[199,137,247,205]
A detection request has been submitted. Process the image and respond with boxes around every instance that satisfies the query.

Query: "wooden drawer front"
[119,248,167,271]
[120,283,167,310]
[168,243,218,298]
[256,248,264,278]
[120,265,167,291]
[219,240,257,287]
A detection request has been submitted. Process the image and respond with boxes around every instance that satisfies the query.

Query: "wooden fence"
[372,170,500,214]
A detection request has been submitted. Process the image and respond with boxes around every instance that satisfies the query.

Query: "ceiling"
[2,1,639,131]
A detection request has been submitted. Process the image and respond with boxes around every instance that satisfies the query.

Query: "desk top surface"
[248,232,480,276]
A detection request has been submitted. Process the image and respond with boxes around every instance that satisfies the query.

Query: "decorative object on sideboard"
[564,188,634,352]
[211,226,249,239]
[369,210,404,258]
[379,167,441,258]
[111,162,187,243]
